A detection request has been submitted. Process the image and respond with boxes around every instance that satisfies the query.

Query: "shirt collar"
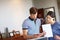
[51,22,57,26]
[29,17,37,21]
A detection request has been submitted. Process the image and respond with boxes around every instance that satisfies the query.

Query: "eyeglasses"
[45,17,54,20]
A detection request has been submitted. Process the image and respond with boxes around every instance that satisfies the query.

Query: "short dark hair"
[29,7,38,14]
[46,11,55,18]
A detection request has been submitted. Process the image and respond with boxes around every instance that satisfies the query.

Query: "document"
[42,24,53,37]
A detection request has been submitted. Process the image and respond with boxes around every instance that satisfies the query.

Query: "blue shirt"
[49,22,60,40]
[22,17,41,35]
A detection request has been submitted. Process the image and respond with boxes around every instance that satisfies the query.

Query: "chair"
[0,32,2,40]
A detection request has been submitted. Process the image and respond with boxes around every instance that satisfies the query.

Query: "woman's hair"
[46,11,55,18]
[29,7,38,14]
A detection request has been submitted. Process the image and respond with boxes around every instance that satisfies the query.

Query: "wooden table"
[1,34,26,40]
[2,36,26,40]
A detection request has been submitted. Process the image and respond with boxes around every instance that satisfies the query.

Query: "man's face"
[30,13,37,20]
[45,15,54,24]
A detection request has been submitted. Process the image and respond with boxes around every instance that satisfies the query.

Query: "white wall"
[58,8,60,21]
[33,0,60,22]
[0,0,33,34]
[57,0,60,22]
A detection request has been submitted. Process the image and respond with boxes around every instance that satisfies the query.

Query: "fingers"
[33,32,46,38]
[33,34,41,38]
[39,31,46,36]
[42,31,46,35]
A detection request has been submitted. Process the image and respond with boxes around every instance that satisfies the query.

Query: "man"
[22,7,46,40]
[45,11,60,40]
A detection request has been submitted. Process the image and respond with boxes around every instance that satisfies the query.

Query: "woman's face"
[45,15,54,24]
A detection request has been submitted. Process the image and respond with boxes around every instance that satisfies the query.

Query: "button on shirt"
[22,17,41,35]
[49,22,60,40]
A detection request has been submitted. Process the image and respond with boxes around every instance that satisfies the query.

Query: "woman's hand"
[54,35,60,40]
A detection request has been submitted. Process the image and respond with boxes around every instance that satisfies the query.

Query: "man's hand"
[39,31,46,37]
[33,31,46,38]
[33,34,40,38]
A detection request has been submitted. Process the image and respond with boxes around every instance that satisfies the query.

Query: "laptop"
[29,37,48,40]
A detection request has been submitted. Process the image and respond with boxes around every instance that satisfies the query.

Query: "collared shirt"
[49,22,60,40]
[22,17,41,35]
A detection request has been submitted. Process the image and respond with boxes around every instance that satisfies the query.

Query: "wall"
[33,0,60,22]
[57,0,60,21]
[0,0,33,35]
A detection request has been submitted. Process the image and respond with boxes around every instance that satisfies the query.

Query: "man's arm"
[23,29,34,39]
[23,29,46,39]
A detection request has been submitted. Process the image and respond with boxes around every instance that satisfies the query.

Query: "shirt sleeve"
[22,21,28,30]
[53,31,60,36]
[53,24,60,36]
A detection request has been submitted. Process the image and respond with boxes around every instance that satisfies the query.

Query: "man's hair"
[46,11,55,18]
[29,7,38,14]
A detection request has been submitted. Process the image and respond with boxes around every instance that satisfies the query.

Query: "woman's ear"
[52,18,55,21]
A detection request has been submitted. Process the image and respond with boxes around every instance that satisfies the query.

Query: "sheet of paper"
[42,24,53,37]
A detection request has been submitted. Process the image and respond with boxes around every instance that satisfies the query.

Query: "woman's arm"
[54,35,60,40]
